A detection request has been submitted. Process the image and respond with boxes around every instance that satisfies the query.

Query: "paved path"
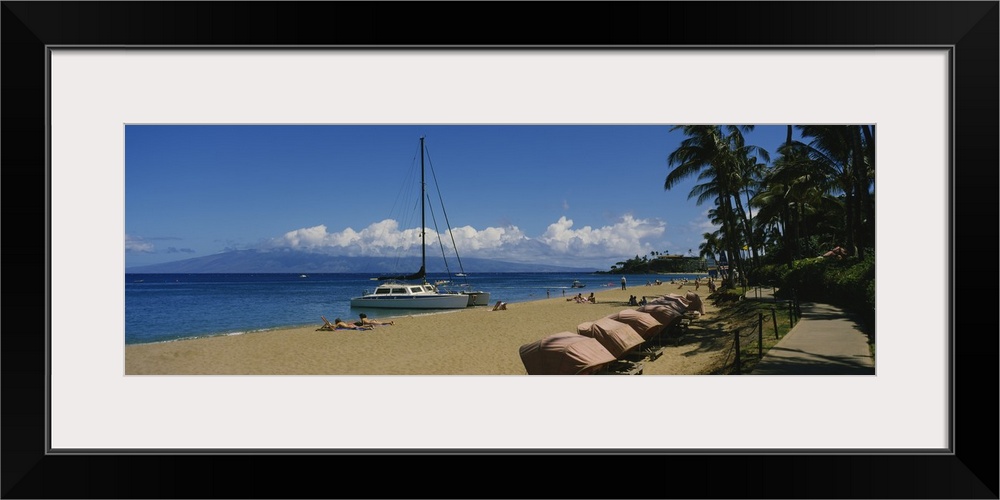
[743,288,875,375]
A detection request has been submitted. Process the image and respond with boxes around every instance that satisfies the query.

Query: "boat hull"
[350,294,470,309]
[463,291,491,306]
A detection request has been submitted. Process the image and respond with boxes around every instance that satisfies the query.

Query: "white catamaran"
[349,136,489,309]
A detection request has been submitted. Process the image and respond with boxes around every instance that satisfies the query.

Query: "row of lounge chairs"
[518,292,706,375]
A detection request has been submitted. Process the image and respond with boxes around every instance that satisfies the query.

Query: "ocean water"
[124,272,705,345]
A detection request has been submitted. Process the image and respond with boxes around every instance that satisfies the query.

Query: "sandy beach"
[125,281,731,375]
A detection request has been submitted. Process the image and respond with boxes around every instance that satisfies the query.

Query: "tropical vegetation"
[662,125,876,324]
[604,252,707,274]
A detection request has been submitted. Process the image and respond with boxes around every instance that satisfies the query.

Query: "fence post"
[758,313,764,359]
[771,307,779,339]
[733,329,741,374]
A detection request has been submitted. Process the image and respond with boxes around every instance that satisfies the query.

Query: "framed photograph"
[4,2,996,498]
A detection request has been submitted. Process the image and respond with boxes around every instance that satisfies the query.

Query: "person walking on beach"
[621,276,627,290]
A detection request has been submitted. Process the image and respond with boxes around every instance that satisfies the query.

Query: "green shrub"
[711,287,745,304]
[754,253,875,325]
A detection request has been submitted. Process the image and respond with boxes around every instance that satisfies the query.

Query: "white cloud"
[125,234,154,253]
[539,215,665,256]
[266,214,666,267]
[279,224,334,248]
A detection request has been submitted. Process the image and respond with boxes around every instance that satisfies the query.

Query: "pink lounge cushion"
[644,299,687,316]
[606,309,665,340]
[577,317,645,358]
[685,292,706,315]
[637,304,683,327]
[651,294,691,309]
[518,332,616,375]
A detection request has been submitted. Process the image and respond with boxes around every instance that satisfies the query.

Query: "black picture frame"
[3,2,997,498]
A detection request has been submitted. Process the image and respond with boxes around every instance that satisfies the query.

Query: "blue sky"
[125,125,796,270]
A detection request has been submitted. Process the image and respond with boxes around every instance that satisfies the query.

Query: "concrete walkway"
[743,288,875,375]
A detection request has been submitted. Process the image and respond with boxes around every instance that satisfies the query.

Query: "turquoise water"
[124,272,705,345]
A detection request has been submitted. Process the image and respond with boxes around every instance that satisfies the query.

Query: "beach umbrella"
[576,317,645,359]
[519,332,616,375]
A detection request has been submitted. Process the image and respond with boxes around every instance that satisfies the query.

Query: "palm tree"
[665,125,760,288]
[754,140,835,262]
[796,125,875,258]
[698,232,721,264]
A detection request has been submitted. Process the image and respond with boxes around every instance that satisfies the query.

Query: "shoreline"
[125,280,729,375]
[126,308,471,348]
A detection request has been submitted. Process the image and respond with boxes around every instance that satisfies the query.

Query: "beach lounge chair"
[606,309,665,341]
[684,292,705,316]
[605,309,668,360]
[636,303,690,346]
[637,303,685,326]
[648,294,691,310]
[318,316,336,331]
[518,332,617,375]
[576,317,646,360]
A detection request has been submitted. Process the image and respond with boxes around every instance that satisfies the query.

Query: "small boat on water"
[571,280,586,288]
[351,280,470,309]
[350,136,489,310]
[461,289,491,306]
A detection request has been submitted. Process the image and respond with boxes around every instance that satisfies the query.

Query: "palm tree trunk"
[741,187,760,269]
[722,196,744,289]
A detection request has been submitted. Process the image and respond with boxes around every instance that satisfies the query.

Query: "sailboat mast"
[420,136,426,279]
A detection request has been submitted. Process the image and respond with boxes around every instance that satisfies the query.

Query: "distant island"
[597,253,710,275]
[125,249,599,274]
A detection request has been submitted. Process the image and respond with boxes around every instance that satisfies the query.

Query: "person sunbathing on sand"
[358,313,394,326]
[334,318,374,330]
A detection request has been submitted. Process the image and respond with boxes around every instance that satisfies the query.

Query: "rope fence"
[724,292,800,374]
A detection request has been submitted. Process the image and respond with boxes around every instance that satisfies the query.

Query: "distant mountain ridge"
[125,249,598,274]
